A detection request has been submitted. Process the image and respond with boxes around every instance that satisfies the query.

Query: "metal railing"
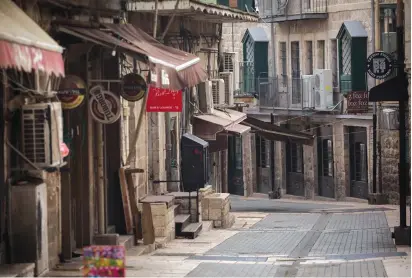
[239,75,339,111]
[259,0,328,19]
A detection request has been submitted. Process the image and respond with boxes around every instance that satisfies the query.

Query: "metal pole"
[270,113,275,194]
[371,0,377,194]
[396,0,407,229]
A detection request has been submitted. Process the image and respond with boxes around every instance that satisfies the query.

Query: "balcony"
[126,0,259,23]
[243,75,340,114]
[259,0,328,23]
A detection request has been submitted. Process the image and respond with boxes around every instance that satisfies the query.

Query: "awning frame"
[242,116,315,145]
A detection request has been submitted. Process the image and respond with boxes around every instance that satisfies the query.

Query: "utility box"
[11,182,48,276]
[181,133,209,192]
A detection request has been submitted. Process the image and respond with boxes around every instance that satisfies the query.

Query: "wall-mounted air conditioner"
[302,75,315,109]
[210,79,225,105]
[198,81,214,114]
[313,69,333,110]
[222,52,239,90]
[21,102,63,168]
[219,72,234,106]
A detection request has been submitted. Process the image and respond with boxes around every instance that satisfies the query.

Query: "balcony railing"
[246,75,340,111]
[259,0,328,22]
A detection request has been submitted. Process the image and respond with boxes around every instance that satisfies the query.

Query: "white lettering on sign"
[161,70,170,86]
[151,71,158,83]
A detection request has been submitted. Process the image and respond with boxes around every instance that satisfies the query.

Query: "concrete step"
[119,235,134,250]
[200,221,213,234]
[0,263,35,277]
[175,214,191,237]
[181,222,203,239]
[172,204,181,216]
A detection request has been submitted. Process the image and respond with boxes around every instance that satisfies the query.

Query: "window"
[235,136,242,169]
[331,39,338,88]
[291,41,301,104]
[305,41,313,75]
[279,42,287,85]
[322,139,333,177]
[256,135,270,168]
[317,40,325,69]
[354,143,367,181]
[290,143,303,173]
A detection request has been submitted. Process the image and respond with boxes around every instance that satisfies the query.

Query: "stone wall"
[221,22,273,76]
[44,172,61,269]
[381,130,400,203]
[242,132,253,196]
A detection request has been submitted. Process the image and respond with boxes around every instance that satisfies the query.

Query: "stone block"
[152,215,167,228]
[214,221,222,228]
[208,208,222,221]
[93,234,120,246]
[150,203,167,216]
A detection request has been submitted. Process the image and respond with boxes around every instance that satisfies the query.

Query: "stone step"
[175,214,191,237]
[181,222,203,239]
[172,204,181,216]
[119,235,134,250]
[0,263,35,277]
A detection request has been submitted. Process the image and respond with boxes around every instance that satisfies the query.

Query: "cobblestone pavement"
[126,199,411,277]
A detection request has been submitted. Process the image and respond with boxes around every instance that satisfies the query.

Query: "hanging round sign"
[121,73,147,102]
[366,51,394,80]
[57,75,86,109]
[89,85,121,124]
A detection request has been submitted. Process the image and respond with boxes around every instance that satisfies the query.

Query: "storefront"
[54,22,206,259]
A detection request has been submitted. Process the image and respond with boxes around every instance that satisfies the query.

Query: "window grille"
[317,40,325,69]
[331,39,338,88]
[256,135,270,168]
[341,32,352,75]
[290,143,303,173]
[322,139,333,177]
[354,142,367,182]
[291,41,301,104]
[305,41,313,75]
[279,42,287,85]
[235,136,243,170]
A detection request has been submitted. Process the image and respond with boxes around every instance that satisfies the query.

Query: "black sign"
[366,52,394,80]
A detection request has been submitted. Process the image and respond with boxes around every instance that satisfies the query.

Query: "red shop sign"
[146,86,182,112]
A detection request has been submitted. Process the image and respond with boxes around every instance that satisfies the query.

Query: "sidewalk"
[125,199,411,277]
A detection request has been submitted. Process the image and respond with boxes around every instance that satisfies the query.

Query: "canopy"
[0,0,65,76]
[58,24,207,90]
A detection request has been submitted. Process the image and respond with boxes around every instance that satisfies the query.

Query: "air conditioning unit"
[313,69,333,110]
[210,79,225,105]
[219,72,234,106]
[197,81,214,114]
[21,102,63,168]
[222,52,239,90]
[302,75,315,109]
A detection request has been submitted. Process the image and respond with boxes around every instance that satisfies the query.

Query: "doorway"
[256,135,271,194]
[317,126,335,198]
[228,136,244,195]
[286,142,304,196]
[349,126,369,199]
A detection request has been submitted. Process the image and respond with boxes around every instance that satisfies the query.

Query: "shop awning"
[127,0,258,23]
[242,116,315,145]
[0,0,65,76]
[57,24,207,90]
[193,109,250,140]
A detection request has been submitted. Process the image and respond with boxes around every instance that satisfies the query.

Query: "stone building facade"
[220,0,407,203]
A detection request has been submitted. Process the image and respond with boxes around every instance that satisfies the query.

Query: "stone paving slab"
[251,213,320,230]
[186,262,279,277]
[206,231,306,256]
[309,229,396,256]
[296,260,387,277]
[325,212,389,230]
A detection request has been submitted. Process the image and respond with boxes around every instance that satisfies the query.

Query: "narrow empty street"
[126,198,410,277]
